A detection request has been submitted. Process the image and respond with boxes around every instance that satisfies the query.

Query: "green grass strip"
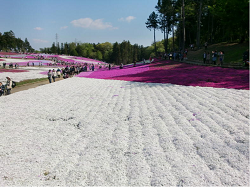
[16,78,48,87]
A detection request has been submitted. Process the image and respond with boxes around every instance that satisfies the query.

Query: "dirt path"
[11,77,65,94]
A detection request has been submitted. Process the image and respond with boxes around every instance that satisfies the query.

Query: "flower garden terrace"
[0,53,108,67]
[0,55,249,90]
[0,55,249,186]
[77,59,249,90]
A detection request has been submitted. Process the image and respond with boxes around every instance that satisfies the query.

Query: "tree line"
[146,0,249,53]
[0,30,34,52]
[0,29,158,65]
[40,41,153,65]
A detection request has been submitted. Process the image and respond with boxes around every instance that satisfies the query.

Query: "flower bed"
[78,60,249,90]
[0,77,248,186]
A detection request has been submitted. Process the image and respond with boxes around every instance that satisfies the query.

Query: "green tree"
[51,42,57,54]
[96,50,103,60]
[70,48,78,56]
[111,42,121,64]
[16,38,24,52]
[76,44,84,56]
[146,11,159,54]
[96,42,112,61]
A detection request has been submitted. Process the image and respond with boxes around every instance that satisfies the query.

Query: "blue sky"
[1,0,166,50]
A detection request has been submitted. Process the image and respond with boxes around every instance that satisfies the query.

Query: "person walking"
[205,42,208,50]
[243,49,249,66]
[48,70,52,83]
[0,82,5,96]
[52,69,57,82]
[219,51,224,66]
[203,52,207,64]
[206,52,210,64]
[56,68,61,78]
[212,51,217,65]
[6,77,12,95]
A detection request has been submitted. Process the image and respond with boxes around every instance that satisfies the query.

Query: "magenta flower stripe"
[77,60,249,90]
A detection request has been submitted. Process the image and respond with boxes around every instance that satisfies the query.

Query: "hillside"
[187,42,249,65]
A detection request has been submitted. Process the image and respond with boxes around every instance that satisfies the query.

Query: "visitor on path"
[3,62,6,68]
[83,65,87,71]
[0,82,5,96]
[56,68,61,78]
[133,61,136,67]
[48,70,52,83]
[205,42,208,50]
[52,69,56,82]
[6,77,12,95]
[206,52,210,64]
[108,63,111,70]
[164,53,167,59]
[212,51,217,65]
[120,63,123,69]
[218,51,224,66]
[203,52,207,64]
[184,49,188,55]
[243,49,249,66]
[63,73,69,79]
[91,64,95,71]
[183,53,187,61]
[169,53,172,60]
[190,44,194,50]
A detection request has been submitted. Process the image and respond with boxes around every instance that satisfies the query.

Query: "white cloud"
[34,27,43,30]
[60,26,68,30]
[118,16,136,23]
[71,18,118,30]
[33,39,49,43]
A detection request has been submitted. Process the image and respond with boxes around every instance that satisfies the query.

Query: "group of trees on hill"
[146,0,249,53]
[40,41,151,65]
[0,30,34,52]
[2,0,248,63]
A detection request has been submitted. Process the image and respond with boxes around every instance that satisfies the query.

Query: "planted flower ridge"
[77,60,249,90]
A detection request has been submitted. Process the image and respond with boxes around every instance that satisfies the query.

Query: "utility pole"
[56,33,58,45]
[56,33,59,54]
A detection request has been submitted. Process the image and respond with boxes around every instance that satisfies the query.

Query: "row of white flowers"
[0,77,248,186]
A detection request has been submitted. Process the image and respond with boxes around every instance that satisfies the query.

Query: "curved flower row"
[77,60,249,90]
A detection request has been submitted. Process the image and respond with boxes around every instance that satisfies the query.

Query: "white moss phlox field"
[0,77,249,186]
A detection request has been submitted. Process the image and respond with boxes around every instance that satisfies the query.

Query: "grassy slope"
[187,42,249,64]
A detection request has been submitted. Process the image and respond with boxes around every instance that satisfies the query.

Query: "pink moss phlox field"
[77,60,249,90]
[77,63,150,79]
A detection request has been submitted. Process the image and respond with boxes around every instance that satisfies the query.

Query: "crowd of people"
[163,50,188,61]
[202,50,225,66]
[46,62,112,83]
